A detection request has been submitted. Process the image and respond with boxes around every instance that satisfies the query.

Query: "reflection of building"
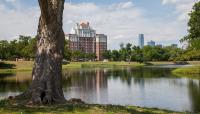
[65,21,107,60]
[147,40,155,47]
[64,68,108,104]
[95,68,108,103]
[138,34,144,49]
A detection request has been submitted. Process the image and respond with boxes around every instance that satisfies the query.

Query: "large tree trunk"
[20,0,66,104]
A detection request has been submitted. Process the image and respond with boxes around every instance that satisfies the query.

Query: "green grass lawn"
[0,99,180,114]
[0,61,144,73]
[0,61,176,70]
[1,60,200,77]
[172,66,200,75]
[63,61,144,69]
[171,62,200,78]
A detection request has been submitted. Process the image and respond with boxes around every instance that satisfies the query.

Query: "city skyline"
[0,0,199,49]
[137,34,178,48]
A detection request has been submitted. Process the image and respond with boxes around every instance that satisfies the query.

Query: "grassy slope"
[0,99,180,114]
[172,61,200,75]
[172,66,200,75]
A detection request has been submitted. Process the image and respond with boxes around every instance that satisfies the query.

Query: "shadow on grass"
[0,73,15,77]
[0,62,16,69]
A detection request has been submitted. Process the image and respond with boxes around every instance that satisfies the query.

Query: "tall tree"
[102,50,112,60]
[125,43,132,63]
[181,1,200,50]
[19,0,66,104]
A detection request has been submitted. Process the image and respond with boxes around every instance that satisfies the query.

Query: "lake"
[0,66,200,113]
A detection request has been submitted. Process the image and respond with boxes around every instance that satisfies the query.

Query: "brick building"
[65,21,107,61]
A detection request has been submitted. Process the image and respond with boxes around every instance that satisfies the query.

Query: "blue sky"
[0,0,198,49]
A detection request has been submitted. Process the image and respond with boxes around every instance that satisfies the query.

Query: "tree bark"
[20,0,66,104]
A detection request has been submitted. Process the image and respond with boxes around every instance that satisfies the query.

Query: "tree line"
[0,36,200,62]
[0,35,36,60]
[102,43,193,63]
[0,35,96,61]
[105,44,200,63]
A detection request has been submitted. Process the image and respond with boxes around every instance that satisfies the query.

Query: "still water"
[0,66,200,113]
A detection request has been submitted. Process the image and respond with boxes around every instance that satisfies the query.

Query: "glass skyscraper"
[139,34,144,48]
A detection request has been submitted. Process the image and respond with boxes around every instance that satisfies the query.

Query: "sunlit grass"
[172,65,200,75]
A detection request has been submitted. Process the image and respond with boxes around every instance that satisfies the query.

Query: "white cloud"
[0,2,40,40]
[109,2,134,9]
[0,1,196,49]
[63,2,187,49]
[161,0,198,21]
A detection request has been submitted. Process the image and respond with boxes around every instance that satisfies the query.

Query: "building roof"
[79,21,89,28]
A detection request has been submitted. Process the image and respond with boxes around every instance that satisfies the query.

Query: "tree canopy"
[181,1,200,50]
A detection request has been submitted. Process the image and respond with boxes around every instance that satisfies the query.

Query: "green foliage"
[131,46,144,63]
[0,37,97,61]
[178,2,200,61]
[0,36,36,60]
[102,50,112,60]
[119,43,132,61]
[181,1,200,50]
[179,50,200,61]
[111,50,120,61]
[0,40,12,60]
[106,44,184,62]
[70,51,96,61]
[63,40,72,61]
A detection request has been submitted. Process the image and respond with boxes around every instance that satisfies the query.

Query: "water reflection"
[188,80,200,113]
[63,68,108,104]
[0,67,200,112]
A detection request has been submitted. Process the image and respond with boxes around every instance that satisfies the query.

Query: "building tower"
[139,34,144,49]
[66,21,107,61]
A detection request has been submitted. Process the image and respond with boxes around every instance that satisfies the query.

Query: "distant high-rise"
[147,40,155,47]
[138,34,144,48]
